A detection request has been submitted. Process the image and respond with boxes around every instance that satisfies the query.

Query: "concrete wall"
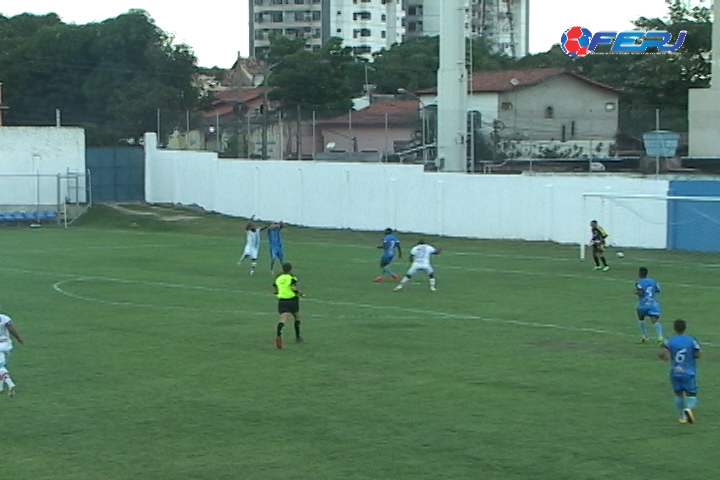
[688,88,720,157]
[145,133,670,248]
[0,127,85,174]
[0,127,86,207]
[498,75,619,141]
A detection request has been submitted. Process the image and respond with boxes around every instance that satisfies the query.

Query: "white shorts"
[0,351,5,367]
[242,247,259,259]
[406,263,434,276]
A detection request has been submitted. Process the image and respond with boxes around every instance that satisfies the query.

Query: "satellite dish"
[509,78,520,87]
[326,142,336,150]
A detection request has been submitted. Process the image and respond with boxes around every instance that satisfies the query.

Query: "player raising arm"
[237,216,265,276]
[266,221,285,274]
[394,239,441,292]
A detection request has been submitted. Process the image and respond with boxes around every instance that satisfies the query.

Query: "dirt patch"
[107,204,200,221]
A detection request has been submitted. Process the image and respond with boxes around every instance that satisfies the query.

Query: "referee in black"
[273,263,305,349]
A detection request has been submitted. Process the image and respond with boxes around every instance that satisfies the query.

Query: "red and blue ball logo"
[561,26,593,57]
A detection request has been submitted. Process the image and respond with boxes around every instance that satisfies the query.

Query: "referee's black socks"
[294,320,301,339]
[276,322,285,337]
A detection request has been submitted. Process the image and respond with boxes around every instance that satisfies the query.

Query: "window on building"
[408,22,416,32]
[295,11,305,21]
[294,0,305,4]
[501,102,513,111]
[313,28,321,38]
[312,10,321,20]
[255,13,264,23]
[355,45,372,54]
[255,0,264,5]
[271,0,282,4]
[605,102,616,112]
[353,11,371,21]
[570,121,576,137]
[381,30,386,38]
[360,28,371,37]
[270,12,283,22]
[337,28,342,33]
[545,106,554,119]
[381,14,386,21]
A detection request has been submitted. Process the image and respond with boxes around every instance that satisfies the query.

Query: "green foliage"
[0,11,201,145]
[371,36,440,93]
[3,204,720,479]
[267,37,355,115]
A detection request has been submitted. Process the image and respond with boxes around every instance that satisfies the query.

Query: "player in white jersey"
[394,239,442,292]
[0,308,24,397]
[237,216,265,275]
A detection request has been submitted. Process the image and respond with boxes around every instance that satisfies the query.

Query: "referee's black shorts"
[278,297,299,314]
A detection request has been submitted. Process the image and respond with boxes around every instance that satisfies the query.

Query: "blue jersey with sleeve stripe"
[664,334,701,377]
[268,227,283,248]
[636,277,660,308]
[382,234,399,256]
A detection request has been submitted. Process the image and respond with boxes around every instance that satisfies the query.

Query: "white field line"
[38,272,712,346]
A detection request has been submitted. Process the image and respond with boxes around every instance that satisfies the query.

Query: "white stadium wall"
[0,127,85,173]
[144,133,670,249]
[0,127,86,207]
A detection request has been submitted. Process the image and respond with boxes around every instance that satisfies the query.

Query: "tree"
[0,10,201,145]
[267,37,357,115]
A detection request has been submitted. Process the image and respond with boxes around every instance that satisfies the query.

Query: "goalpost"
[579,192,720,260]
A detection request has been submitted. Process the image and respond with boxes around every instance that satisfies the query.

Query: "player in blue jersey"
[635,267,664,344]
[374,228,402,282]
[266,221,285,274]
[660,319,702,424]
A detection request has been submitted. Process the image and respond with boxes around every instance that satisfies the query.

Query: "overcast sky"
[1,1,681,68]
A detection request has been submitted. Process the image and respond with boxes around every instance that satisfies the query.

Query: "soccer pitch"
[3,204,719,480]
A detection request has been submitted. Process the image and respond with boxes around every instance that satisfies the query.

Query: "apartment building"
[405,0,529,58]
[249,0,405,58]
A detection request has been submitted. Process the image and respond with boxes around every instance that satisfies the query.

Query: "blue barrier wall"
[668,180,720,251]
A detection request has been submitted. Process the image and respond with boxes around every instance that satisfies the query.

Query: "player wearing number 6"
[660,319,702,424]
[635,267,664,344]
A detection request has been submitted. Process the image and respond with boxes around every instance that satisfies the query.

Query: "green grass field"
[2,203,719,480]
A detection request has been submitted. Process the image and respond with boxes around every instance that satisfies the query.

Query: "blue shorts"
[637,305,661,319]
[270,246,284,260]
[670,373,697,395]
[380,254,395,266]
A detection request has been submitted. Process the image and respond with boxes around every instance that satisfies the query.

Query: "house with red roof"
[417,67,621,159]
[295,99,422,159]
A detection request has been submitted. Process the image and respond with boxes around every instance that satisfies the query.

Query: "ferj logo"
[560,26,687,57]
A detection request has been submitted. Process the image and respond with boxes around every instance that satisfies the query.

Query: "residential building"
[249,0,405,58]
[417,68,621,159]
[405,0,530,58]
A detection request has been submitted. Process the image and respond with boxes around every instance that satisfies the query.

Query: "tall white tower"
[688,0,720,156]
[436,0,468,172]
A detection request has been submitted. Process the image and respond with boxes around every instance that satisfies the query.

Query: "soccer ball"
[616,252,625,258]
[560,26,593,57]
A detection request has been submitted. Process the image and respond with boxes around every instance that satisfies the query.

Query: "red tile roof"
[317,100,420,127]
[416,68,621,94]
[212,87,270,104]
